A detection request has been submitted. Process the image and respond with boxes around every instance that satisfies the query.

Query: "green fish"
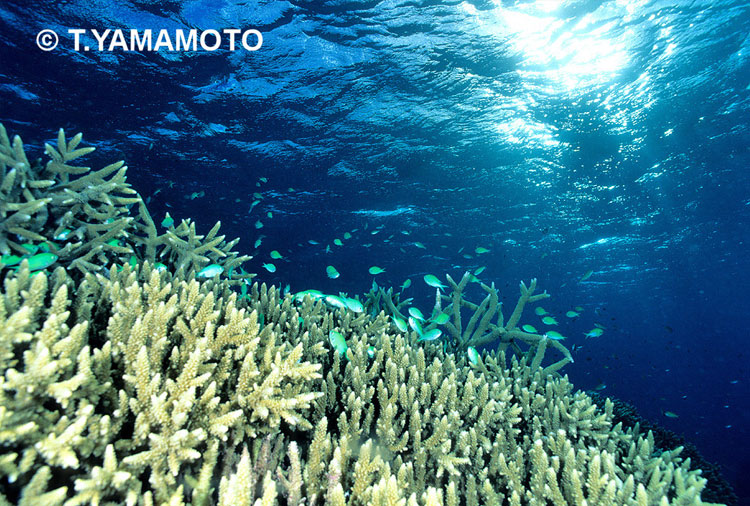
[54,229,73,241]
[1,254,23,266]
[474,266,486,275]
[545,331,565,340]
[334,238,343,246]
[255,220,263,229]
[128,256,138,268]
[401,279,412,290]
[534,307,548,316]
[161,215,174,227]
[253,192,262,199]
[266,211,273,218]
[21,244,39,254]
[367,345,376,359]
[521,324,538,333]
[197,264,224,278]
[432,312,450,325]
[325,295,348,309]
[344,298,364,313]
[585,328,604,338]
[26,253,58,271]
[262,263,276,273]
[541,316,558,325]
[107,239,122,247]
[408,307,425,321]
[328,330,347,356]
[566,311,580,318]
[293,289,325,302]
[326,265,340,279]
[475,247,490,254]
[418,328,442,342]
[467,346,480,365]
[270,250,283,259]
[423,274,446,290]
[580,269,594,282]
[38,242,52,253]
[575,306,584,312]
[663,411,679,419]
[368,266,385,275]
[259,177,268,183]
[254,238,263,248]
[408,316,423,335]
[154,263,168,272]
[393,317,408,333]
[414,242,426,249]
[343,232,352,240]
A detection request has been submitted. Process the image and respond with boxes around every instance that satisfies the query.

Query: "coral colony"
[0,126,723,504]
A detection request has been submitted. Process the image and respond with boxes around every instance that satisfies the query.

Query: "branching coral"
[0,124,252,282]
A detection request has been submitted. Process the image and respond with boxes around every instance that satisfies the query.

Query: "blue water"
[2,0,749,501]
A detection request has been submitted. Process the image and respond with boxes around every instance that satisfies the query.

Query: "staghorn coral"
[0,263,727,504]
[0,263,321,505]
[0,124,252,282]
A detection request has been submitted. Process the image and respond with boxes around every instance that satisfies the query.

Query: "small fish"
[393,317,408,332]
[106,239,122,247]
[544,331,565,340]
[344,298,364,313]
[1,254,23,266]
[197,264,224,278]
[575,306,584,312]
[161,215,174,228]
[293,289,325,302]
[367,345,376,359]
[580,269,594,282]
[270,250,283,259]
[408,316,423,335]
[423,274,446,290]
[432,312,450,325]
[154,262,168,272]
[255,220,263,229]
[534,307,548,316]
[253,192,262,199]
[585,328,604,338]
[474,266,486,275]
[368,266,385,275]
[663,411,679,419]
[343,232,352,240]
[326,265,340,279]
[414,242,426,249]
[21,244,39,254]
[521,324,538,333]
[467,346,480,365]
[262,263,276,273]
[266,211,273,218]
[54,229,73,241]
[408,307,425,321]
[541,316,558,325]
[26,252,58,271]
[418,328,442,342]
[254,238,263,248]
[259,177,268,183]
[334,238,343,246]
[328,330,347,356]
[565,311,580,318]
[401,279,412,290]
[594,382,607,391]
[475,247,490,254]
[308,239,320,245]
[325,295,348,309]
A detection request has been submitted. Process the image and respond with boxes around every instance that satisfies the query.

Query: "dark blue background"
[1,0,748,501]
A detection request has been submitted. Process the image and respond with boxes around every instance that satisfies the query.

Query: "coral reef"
[0,263,724,505]
[0,125,251,282]
[0,125,726,505]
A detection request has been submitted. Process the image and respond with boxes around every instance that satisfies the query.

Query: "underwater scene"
[0,0,748,504]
